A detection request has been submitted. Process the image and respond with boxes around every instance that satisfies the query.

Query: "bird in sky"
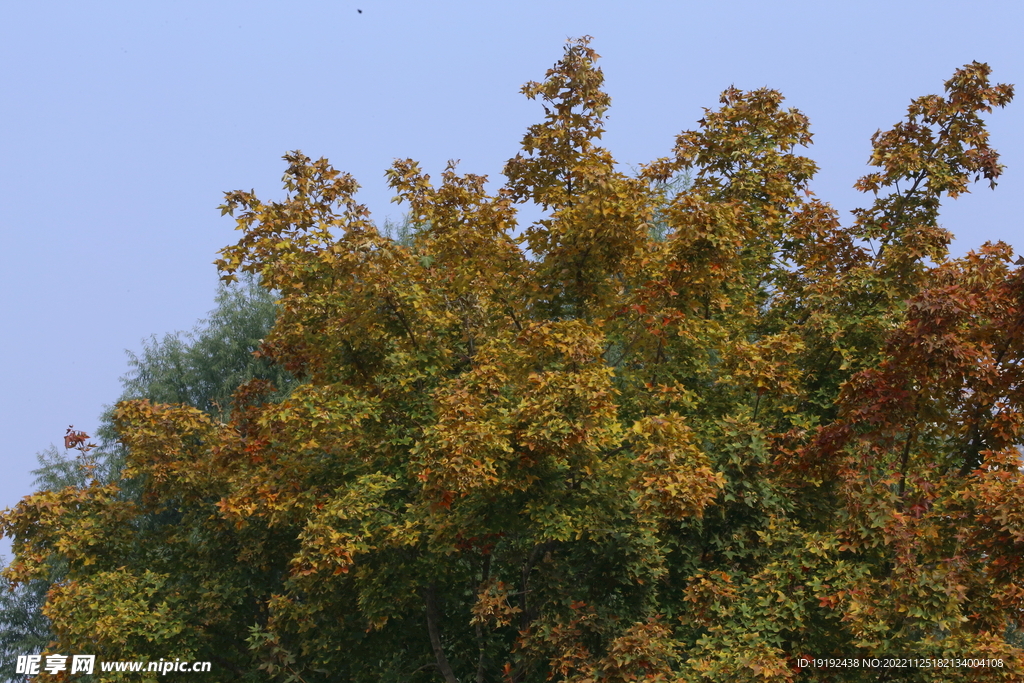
[357,8,362,13]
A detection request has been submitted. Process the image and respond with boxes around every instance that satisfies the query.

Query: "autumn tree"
[0,274,292,682]
[3,38,1022,683]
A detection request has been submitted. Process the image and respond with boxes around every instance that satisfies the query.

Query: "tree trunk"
[425,582,459,683]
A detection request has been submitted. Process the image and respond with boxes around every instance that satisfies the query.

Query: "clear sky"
[2,0,1021,554]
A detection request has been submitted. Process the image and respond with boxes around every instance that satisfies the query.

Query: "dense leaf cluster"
[3,38,1022,682]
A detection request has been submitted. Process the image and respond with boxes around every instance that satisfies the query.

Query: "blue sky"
[1,0,1021,554]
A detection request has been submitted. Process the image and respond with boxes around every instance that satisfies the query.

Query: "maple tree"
[3,37,1022,682]
[0,275,289,681]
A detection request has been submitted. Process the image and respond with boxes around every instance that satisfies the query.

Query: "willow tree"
[3,38,1021,683]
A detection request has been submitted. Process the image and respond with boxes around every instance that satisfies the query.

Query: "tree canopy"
[3,37,1022,682]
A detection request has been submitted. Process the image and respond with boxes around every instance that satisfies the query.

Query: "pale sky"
[2,0,1022,555]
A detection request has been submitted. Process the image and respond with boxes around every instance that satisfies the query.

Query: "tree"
[0,275,292,682]
[0,555,51,683]
[0,433,100,683]
[113,273,294,423]
[3,37,1021,682]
